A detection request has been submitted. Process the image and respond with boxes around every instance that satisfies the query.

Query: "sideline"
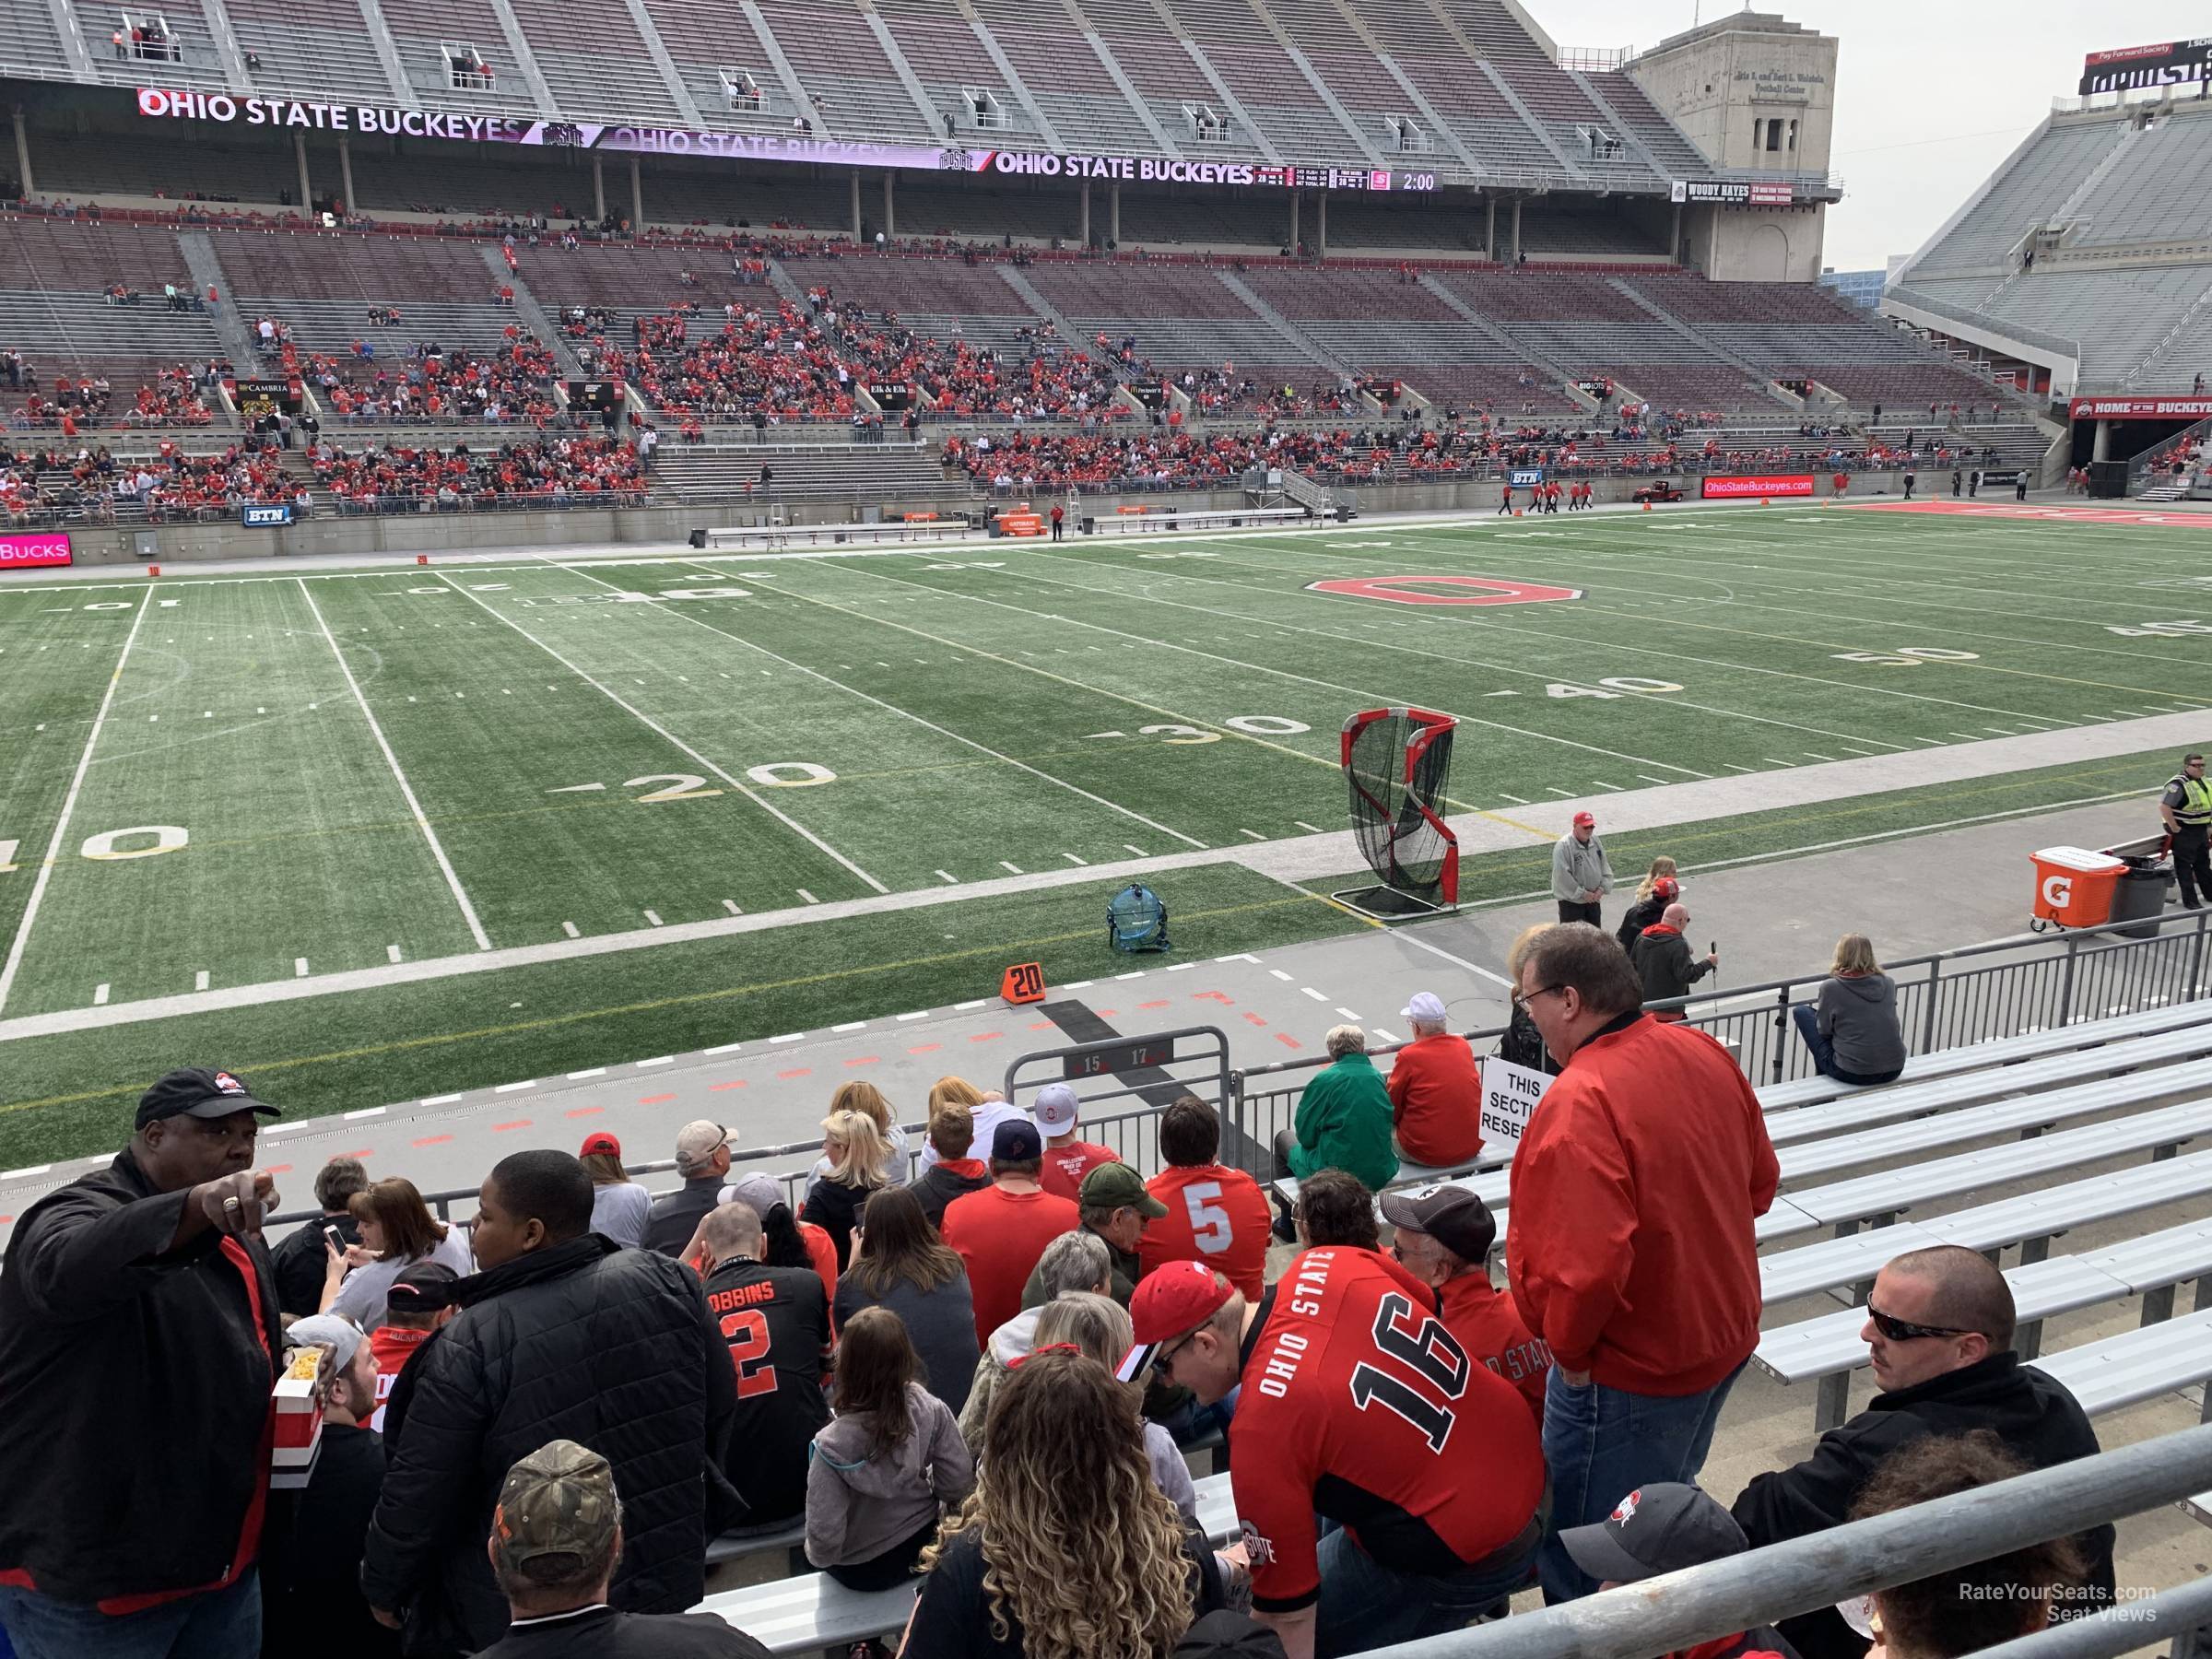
[2,708,2202,1046]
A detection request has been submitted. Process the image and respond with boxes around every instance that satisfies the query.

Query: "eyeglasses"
[1152,1330,1201,1375]
[1865,1303,1969,1343]
[1512,983,1565,1010]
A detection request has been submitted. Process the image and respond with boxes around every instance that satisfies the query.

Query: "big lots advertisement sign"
[0,532,72,570]
[133,88,1432,191]
[1700,474,1815,499]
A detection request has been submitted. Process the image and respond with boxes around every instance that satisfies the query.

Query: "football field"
[3,500,2211,1141]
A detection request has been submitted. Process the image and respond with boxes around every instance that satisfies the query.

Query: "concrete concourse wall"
[49,470,1912,565]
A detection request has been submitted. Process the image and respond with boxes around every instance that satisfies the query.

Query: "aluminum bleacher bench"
[1753,1225,2212,1431]
[704,1516,806,1571]
[2032,1304,2212,1421]
[697,1472,1245,1653]
[1771,1098,2212,1244]
[1759,1023,2212,1149]
[1755,1002,2212,1114]
[1758,1148,2212,1306]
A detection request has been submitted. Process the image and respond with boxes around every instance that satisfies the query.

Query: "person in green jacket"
[1274,1026,1400,1215]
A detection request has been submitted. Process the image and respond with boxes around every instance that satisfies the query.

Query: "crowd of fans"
[0,352,214,430]
[0,889,2134,1659]
[308,434,646,512]
[312,337,563,425]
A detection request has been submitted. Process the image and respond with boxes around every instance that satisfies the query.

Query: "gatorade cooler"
[2029,846,2126,931]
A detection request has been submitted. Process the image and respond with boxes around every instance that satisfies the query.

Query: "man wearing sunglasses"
[1732,1245,2114,1659]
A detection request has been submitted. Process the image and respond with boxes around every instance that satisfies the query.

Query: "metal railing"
[1364,1423,2212,1659]
[266,907,2212,1231]
[1229,907,2212,1177]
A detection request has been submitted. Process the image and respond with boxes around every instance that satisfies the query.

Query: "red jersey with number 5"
[1230,1247,1546,1614]
[1139,1163,1273,1299]
[701,1258,831,1522]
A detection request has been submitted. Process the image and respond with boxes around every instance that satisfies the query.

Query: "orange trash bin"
[2029,846,2125,929]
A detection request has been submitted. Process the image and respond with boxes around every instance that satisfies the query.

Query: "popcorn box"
[271,1346,326,1489]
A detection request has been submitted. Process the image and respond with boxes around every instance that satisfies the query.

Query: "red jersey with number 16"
[1230,1247,1546,1614]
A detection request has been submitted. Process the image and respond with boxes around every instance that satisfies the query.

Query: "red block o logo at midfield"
[1304,574,1583,607]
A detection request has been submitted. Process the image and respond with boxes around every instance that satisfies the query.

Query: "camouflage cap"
[490,1440,620,1574]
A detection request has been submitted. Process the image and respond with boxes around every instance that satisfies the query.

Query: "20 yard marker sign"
[1304,575,1583,606]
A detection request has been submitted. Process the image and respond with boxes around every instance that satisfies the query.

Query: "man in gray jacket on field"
[1551,810,1615,926]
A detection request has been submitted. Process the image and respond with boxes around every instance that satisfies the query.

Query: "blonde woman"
[905,1348,1225,1658]
[1030,1293,1196,1522]
[806,1080,912,1191]
[1792,933,1908,1087]
[802,1108,892,1270]
[1613,857,1682,953]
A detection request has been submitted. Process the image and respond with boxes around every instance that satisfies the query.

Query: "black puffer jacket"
[359,1235,738,1656]
[1733,1352,2114,1659]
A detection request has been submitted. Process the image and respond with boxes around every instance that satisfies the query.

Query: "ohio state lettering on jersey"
[1230,1248,1547,1614]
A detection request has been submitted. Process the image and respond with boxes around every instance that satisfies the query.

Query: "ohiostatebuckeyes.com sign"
[1700,473,1815,499]
[0,532,72,570]
[132,88,1436,192]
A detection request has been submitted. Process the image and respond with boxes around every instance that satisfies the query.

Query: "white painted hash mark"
[92,982,109,1006]
[295,959,309,977]
[561,922,580,938]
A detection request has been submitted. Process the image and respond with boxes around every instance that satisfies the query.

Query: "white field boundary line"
[1012,544,1919,759]
[772,551,1702,800]
[4,708,2204,1046]
[545,555,1207,850]
[299,579,493,952]
[0,587,151,1015]
[0,502,1792,593]
[432,571,890,896]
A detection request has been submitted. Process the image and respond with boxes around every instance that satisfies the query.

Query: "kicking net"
[1335,707,1460,919]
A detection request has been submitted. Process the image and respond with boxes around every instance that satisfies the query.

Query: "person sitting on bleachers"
[942,1121,1081,1347]
[269,1153,367,1318]
[472,1441,769,1658]
[697,1200,830,1531]
[367,1259,456,1434]
[1290,1167,1379,1251]
[1732,1246,2114,1659]
[1559,1484,1797,1659]
[912,1102,988,1227]
[803,1307,973,1592]
[1792,934,1907,1087]
[1020,1160,1161,1309]
[1841,1432,2088,1659]
[959,1228,1112,1451]
[1273,1025,1398,1224]
[1384,992,1485,1170]
[1137,1095,1272,1300]
[1380,1184,1550,1423]
[908,1348,1227,1657]
[834,1186,978,1414]
[1030,1293,1197,1523]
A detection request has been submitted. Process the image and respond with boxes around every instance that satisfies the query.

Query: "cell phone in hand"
[324,1223,342,1247]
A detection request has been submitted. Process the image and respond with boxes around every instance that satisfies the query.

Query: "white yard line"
[433,571,889,894]
[299,580,493,952]
[553,555,1207,851]
[0,586,151,1015]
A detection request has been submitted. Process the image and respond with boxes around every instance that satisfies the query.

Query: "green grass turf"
[3,505,2210,1154]
[0,863,1371,1165]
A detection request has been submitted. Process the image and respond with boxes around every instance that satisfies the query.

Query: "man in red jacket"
[1505,924,1778,1604]
[1383,992,1484,1169]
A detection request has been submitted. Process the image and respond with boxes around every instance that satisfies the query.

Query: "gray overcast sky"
[1531,0,2206,271]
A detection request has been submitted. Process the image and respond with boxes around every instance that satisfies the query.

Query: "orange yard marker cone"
[1000,962,1047,1006]
[147,563,160,576]
[1641,500,1651,512]
[417,553,429,564]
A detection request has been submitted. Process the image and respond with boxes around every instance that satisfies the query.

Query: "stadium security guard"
[2161,752,2212,910]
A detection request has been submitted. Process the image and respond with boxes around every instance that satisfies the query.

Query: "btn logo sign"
[1305,574,1583,607]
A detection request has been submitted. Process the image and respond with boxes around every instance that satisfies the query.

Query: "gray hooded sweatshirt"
[1816,971,1908,1077]
[804,1382,974,1568]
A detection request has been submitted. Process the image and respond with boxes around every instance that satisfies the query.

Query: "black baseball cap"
[1378,1183,1498,1263]
[992,1119,1043,1161]
[1559,1483,1747,1583]
[388,1260,459,1312]
[135,1067,280,1130]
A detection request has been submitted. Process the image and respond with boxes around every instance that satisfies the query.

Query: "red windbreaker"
[1506,1013,1778,1394]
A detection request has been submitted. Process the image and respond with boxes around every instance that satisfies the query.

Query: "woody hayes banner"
[132,88,1434,191]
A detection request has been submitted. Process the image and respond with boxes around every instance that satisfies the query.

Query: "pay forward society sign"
[1478,1058,1552,1153]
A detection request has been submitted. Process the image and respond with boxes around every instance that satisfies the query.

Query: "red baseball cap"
[1119,1260,1235,1382]
[1653,877,1680,900]
[579,1132,622,1159]
[1572,811,1596,828]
